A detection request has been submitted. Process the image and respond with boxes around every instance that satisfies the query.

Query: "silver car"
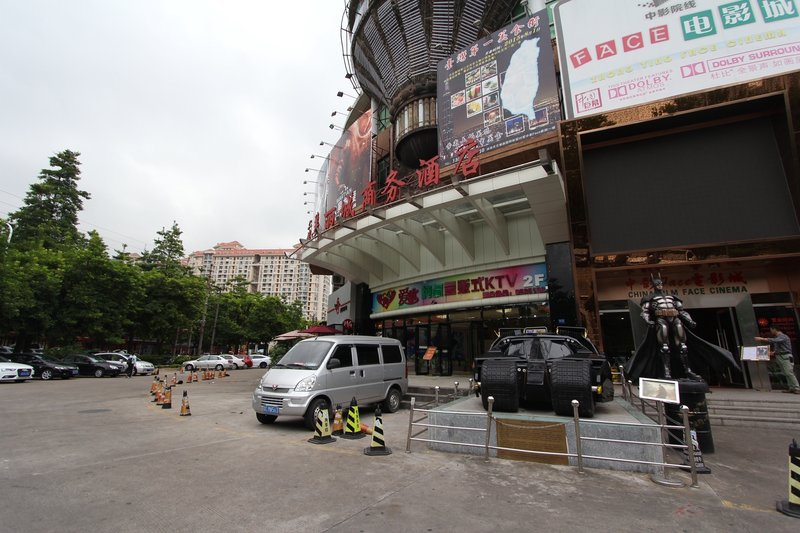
[183,354,234,372]
[95,352,155,375]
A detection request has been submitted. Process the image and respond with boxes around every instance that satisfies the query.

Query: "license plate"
[71,369,79,375]
[19,370,31,377]
[263,405,280,415]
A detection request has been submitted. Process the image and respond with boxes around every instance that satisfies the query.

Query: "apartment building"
[187,241,331,322]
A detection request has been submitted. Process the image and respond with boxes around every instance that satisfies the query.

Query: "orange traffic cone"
[180,390,191,416]
[331,405,344,436]
[149,376,159,396]
[155,384,164,405]
[360,422,373,435]
[364,408,392,456]
[155,368,160,376]
[161,386,172,409]
[217,370,224,379]
[171,373,177,386]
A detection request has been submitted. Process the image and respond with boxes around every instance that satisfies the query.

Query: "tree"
[9,150,90,250]
[141,221,186,272]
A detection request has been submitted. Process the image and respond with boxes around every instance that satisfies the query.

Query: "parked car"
[95,352,155,375]
[0,346,13,355]
[220,354,245,369]
[250,354,272,369]
[7,353,78,380]
[252,336,407,429]
[59,354,122,377]
[182,354,233,372]
[0,355,34,382]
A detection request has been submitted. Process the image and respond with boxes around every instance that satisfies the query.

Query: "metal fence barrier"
[405,394,699,488]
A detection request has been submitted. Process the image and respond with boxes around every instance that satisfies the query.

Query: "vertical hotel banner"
[436,9,561,167]
[372,264,547,314]
[555,0,800,119]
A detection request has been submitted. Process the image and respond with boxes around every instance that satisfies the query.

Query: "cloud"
[0,0,354,254]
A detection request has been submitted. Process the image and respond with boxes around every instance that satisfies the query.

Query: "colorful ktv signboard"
[436,8,561,167]
[554,0,800,118]
[372,263,547,314]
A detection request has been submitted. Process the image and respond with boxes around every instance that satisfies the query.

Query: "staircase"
[707,396,800,429]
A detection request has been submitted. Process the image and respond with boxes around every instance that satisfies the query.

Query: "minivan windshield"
[272,340,334,370]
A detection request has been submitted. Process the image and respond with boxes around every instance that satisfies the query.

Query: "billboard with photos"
[555,0,800,118]
[436,9,561,167]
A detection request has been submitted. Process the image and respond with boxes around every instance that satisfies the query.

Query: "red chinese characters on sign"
[340,192,356,219]
[398,287,419,306]
[381,171,405,204]
[417,155,440,188]
[629,271,748,291]
[455,138,481,177]
[362,180,377,209]
[325,207,337,231]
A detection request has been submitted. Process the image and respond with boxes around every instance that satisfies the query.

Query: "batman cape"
[624,326,739,382]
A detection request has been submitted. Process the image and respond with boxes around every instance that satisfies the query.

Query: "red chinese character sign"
[436,9,561,167]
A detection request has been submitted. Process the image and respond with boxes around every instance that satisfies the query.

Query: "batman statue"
[624,273,738,382]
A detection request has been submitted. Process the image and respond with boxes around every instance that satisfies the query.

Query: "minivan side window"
[382,345,402,364]
[331,345,353,368]
[355,345,380,366]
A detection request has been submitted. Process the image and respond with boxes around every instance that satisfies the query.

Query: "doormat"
[495,418,568,465]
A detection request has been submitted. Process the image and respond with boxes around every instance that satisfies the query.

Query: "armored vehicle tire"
[550,359,594,417]
[480,359,519,412]
[600,377,614,402]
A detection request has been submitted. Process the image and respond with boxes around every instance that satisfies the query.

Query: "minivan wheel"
[94,368,105,378]
[304,398,330,430]
[40,369,54,381]
[256,413,277,424]
[382,387,402,413]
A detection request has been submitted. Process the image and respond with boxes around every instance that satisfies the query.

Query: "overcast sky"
[0,0,354,255]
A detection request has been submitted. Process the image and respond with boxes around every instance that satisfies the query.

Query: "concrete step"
[706,397,800,428]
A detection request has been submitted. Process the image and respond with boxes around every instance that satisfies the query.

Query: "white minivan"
[252,335,407,429]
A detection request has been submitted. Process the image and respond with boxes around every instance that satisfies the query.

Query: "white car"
[94,352,155,375]
[0,355,35,382]
[220,354,245,369]
[250,354,272,369]
[183,354,234,372]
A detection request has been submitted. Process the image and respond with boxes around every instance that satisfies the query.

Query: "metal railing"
[405,394,699,488]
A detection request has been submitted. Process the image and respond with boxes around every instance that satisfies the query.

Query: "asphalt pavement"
[0,368,798,532]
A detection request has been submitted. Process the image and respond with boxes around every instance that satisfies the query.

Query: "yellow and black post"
[777,439,800,519]
[341,397,366,440]
[364,407,392,456]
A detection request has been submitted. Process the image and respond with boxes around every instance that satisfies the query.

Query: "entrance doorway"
[685,307,745,387]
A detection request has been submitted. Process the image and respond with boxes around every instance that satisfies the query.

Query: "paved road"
[1,369,798,532]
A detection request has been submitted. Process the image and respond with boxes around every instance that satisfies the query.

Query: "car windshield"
[273,340,333,369]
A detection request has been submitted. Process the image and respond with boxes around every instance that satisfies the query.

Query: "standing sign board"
[554,0,800,119]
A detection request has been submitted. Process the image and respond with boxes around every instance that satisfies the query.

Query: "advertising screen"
[555,0,800,118]
[436,9,560,166]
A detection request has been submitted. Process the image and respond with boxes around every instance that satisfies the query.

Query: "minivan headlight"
[294,375,317,392]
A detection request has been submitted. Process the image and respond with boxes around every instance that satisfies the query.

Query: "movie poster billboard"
[555,0,800,119]
[436,9,560,167]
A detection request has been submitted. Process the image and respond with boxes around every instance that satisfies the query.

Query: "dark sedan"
[60,354,121,378]
[7,353,79,380]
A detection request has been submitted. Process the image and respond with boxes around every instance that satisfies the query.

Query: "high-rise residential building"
[187,241,331,322]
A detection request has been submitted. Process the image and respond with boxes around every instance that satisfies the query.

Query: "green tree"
[142,221,185,272]
[9,150,90,250]
[54,231,142,347]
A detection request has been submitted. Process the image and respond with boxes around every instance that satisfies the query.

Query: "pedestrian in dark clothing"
[756,325,800,393]
[125,354,137,378]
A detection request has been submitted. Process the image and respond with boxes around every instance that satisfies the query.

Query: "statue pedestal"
[665,379,714,454]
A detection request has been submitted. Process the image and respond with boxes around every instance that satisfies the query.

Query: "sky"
[0,0,355,255]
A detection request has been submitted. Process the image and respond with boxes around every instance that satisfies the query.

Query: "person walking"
[126,353,137,378]
[756,324,800,394]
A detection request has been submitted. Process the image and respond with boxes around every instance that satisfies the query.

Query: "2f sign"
[523,274,545,287]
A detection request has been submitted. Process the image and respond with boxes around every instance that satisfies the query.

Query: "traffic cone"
[161,386,172,409]
[308,408,336,444]
[180,390,192,416]
[331,405,344,436]
[364,407,392,456]
[777,439,800,518]
[217,370,224,379]
[341,397,366,440]
[155,382,164,405]
[149,376,159,396]
[359,422,373,435]
[171,373,177,386]
[155,368,160,376]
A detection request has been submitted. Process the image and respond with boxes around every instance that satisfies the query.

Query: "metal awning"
[295,157,568,288]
